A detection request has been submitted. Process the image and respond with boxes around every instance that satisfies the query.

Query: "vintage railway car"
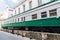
[2,0,60,33]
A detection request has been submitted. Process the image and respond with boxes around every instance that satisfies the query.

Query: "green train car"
[2,0,60,33]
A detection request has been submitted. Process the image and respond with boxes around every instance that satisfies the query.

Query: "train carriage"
[2,0,60,33]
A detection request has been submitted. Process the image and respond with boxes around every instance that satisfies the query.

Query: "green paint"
[2,0,59,29]
[2,17,60,27]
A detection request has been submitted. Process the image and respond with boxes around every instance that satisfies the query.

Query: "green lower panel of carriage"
[2,17,60,27]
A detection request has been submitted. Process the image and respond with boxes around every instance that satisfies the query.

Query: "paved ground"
[0,31,30,40]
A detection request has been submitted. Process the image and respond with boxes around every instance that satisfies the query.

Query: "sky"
[0,0,20,19]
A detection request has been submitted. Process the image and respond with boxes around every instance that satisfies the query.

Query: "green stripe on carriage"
[2,17,60,27]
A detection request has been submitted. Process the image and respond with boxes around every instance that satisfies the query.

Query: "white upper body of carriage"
[2,0,60,24]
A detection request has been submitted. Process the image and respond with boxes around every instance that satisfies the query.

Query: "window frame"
[15,10,16,14]
[18,8,20,14]
[32,14,37,19]
[23,5,25,12]
[21,17,25,22]
[41,11,47,18]
[18,18,19,22]
[49,9,57,17]
[29,1,32,9]
[38,0,42,6]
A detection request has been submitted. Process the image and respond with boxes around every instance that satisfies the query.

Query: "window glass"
[21,17,25,22]
[24,17,25,21]
[29,1,32,9]
[18,8,20,13]
[41,12,47,18]
[21,17,23,21]
[49,9,57,16]
[23,5,25,11]
[18,18,19,22]
[38,0,42,5]
[14,19,16,22]
[15,10,16,14]
[32,14,37,19]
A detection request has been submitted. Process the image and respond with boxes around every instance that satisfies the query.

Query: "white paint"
[2,0,60,24]
[42,0,51,4]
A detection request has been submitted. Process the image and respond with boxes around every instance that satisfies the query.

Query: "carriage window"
[23,5,25,11]
[18,8,20,13]
[18,18,19,22]
[29,1,32,9]
[24,17,25,21]
[21,17,25,22]
[15,10,16,14]
[21,17,23,21]
[49,9,57,16]
[14,19,15,23]
[38,0,42,6]
[32,14,37,19]
[41,11,47,18]
[15,19,16,22]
